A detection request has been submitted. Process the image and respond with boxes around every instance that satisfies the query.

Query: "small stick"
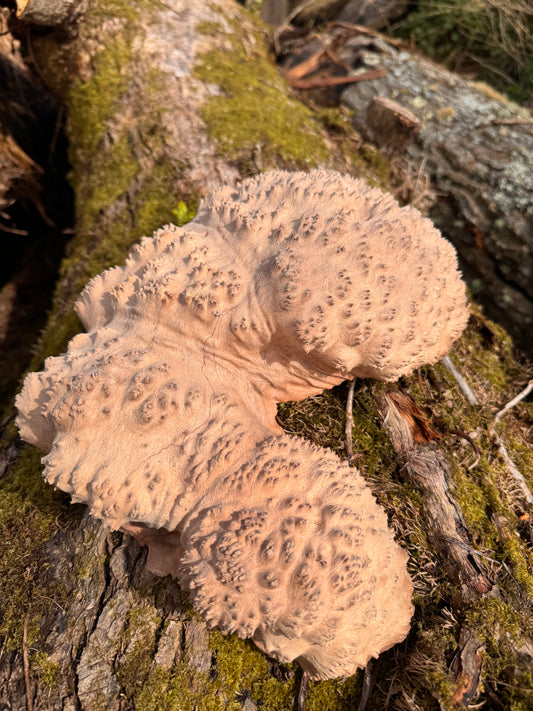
[285,48,327,83]
[345,378,356,463]
[489,378,533,505]
[23,611,33,711]
[288,67,386,90]
[297,670,309,711]
[357,658,375,711]
[492,379,533,430]
[440,355,478,405]
[494,433,533,505]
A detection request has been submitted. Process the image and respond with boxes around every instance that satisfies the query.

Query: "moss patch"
[195,16,329,168]
[117,605,163,701]
[35,652,61,688]
[68,36,134,160]
[0,446,71,650]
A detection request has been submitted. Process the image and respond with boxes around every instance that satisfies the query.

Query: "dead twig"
[490,379,533,505]
[285,47,327,82]
[297,670,309,711]
[440,355,479,406]
[492,379,533,430]
[345,378,356,463]
[287,66,386,89]
[357,658,375,711]
[376,389,493,596]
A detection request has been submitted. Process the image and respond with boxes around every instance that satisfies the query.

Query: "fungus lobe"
[16,170,468,679]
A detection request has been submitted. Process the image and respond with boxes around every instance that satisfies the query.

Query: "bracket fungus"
[16,170,469,679]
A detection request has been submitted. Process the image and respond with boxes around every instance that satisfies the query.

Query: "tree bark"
[1,3,532,710]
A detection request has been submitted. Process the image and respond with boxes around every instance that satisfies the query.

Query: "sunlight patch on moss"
[195,18,329,167]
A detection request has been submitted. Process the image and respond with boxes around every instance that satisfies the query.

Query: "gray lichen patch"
[343,49,533,220]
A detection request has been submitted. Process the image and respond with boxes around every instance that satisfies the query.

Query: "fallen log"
[341,43,533,355]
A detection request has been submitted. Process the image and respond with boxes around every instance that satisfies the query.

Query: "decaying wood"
[375,389,492,598]
[15,0,77,26]
[374,387,516,705]
[450,627,485,707]
[340,40,533,355]
[364,96,420,153]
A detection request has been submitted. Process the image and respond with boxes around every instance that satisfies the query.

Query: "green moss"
[195,19,329,167]
[134,666,195,711]
[68,37,134,160]
[305,675,361,710]
[0,446,70,649]
[465,598,523,644]
[117,605,162,701]
[451,462,496,544]
[78,133,139,233]
[501,535,533,598]
[252,676,297,710]
[35,652,61,688]
[209,630,269,696]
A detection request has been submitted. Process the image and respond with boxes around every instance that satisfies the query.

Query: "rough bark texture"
[341,44,533,356]
[1,2,532,710]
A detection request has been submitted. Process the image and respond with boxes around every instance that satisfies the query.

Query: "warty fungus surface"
[16,169,469,679]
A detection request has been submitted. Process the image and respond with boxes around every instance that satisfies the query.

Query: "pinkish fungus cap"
[16,170,469,679]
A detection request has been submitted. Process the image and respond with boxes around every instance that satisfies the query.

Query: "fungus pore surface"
[16,170,469,679]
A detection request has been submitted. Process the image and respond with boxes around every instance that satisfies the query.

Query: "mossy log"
[0,1,532,710]
[340,41,533,356]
